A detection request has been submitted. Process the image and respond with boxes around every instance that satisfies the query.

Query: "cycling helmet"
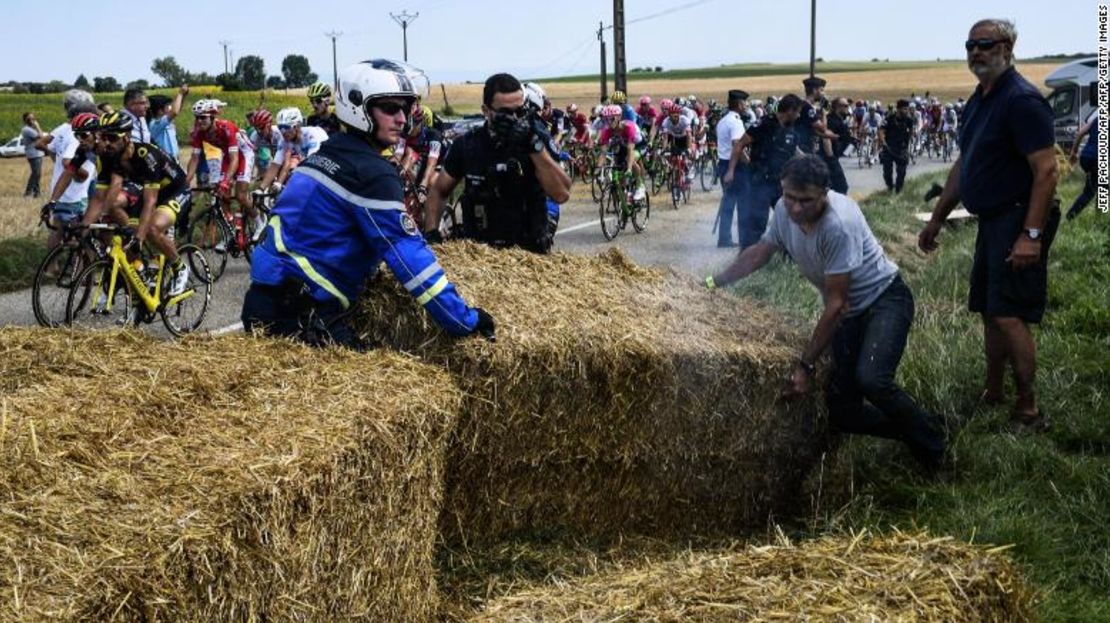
[63,89,95,116]
[251,109,273,129]
[307,81,333,100]
[334,58,419,135]
[610,90,627,104]
[98,111,133,134]
[945,104,954,110]
[639,95,652,106]
[592,104,604,117]
[71,112,99,132]
[601,104,622,119]
[674,97,688,108]
[522,81,546,112]
[192,99,219,116]
[659,98,674,112]
[567,103,579,114]
[872,100,882,109]
[688,94,697,102]
[275,107,304,128]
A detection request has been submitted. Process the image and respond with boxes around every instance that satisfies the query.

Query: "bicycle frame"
[100,234,194,314]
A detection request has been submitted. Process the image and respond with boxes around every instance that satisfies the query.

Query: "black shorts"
[968,202,1060,323]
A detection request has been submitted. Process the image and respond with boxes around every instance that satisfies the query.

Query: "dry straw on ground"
[0,328,459,621]
[355,242,826,545]
[468,530,1034,622]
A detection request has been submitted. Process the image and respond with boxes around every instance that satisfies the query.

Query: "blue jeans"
[742,177,780,248]
[827,275,945,464]
[715,160,749,245]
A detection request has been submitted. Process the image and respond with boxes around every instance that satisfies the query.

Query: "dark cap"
[896,98,910,108]
[802,76,827,89]
[727,89,749,101]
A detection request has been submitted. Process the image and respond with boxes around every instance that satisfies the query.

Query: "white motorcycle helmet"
[275,107,305,127]
[522,81,547,113]
[334,58,419,135]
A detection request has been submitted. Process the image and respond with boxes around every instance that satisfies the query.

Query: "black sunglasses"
[97,133,124,143]
[372,101,408,116]
[494,106,528,119]
[75,131,91,139]
[311,97,328,105]
[965,38,1007,52]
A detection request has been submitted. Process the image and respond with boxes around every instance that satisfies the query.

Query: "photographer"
[423,73,571,253]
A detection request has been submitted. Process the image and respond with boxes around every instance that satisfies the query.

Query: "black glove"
[491,112,533,153]
[474,307,496,342]
[423,229,444,244]
[40,201,56,223]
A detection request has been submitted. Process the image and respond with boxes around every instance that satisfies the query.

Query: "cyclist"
[306,81,342,136]
[940,103,958,149]
[248,109,281,174]
[636,96,658,133]
[659,101,695,184]
[82,112,192,295]
[42,112,100,251]
[610,90,640,126]
[595,104,646,201]
[566,104,592,149]
[243,58,495,347]
[398,104,443,207]
[539,97,567,149]
[258,107,329,191]
[185,99,254,218]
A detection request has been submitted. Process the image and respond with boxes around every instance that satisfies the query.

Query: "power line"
[600,0,719,30]
[390,11,420,62]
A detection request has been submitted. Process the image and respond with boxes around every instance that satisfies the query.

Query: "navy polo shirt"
[957,66,1055,216]
[795,101,820,154]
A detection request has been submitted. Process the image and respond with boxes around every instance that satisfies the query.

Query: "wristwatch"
[1023,227,1042,240]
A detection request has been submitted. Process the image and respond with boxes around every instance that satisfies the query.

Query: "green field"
[536,59,952,83]
[0,88,307,147]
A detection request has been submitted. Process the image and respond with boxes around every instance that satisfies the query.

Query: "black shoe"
[923,183,944,203]
[1065,209,1079,221]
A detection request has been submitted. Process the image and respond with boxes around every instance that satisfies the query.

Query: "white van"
[1044,57,1098,149]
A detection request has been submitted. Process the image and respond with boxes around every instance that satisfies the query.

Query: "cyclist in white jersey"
[258,107,329,190]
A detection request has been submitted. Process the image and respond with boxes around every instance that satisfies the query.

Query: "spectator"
[714,89,750,248]
[39,91,98,249]
[20,112,44,198]
[148,84,189,162]
[97,103,115,114]
[121,87,151,143]
[424,72,571,253]
[707,155,945,471]
[918,18,1059,432]
[877,100,915,193]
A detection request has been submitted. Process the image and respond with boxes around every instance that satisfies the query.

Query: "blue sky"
[6,0,1094,85]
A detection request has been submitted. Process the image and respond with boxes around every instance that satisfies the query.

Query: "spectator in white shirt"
[714,89,750,247]
[122,88,151,144]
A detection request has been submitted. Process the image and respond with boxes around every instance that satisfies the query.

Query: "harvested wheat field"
[0,328,459,622]
[355,242,826,545]
[468,530,1034,622]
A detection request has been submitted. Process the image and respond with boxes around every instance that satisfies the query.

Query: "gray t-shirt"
[21,125,43,158]
[761,191,898,317]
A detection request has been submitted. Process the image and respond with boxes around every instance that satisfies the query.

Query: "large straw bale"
[468,531,1035,622]
[355,242,826,544]
[0,328,459,622]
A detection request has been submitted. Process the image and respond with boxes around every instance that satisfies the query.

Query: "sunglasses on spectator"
[494,106,528,118]
[373,101,408,116]
[965,38,1007,52]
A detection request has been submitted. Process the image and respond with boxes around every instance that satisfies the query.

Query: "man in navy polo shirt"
[918,18,1059,432]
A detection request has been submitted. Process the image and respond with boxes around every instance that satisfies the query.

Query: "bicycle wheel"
[185,207,230,282]
[161,245,212,336]
[699,157,711,192]
[670,168,681,209]
[590,167,606,203]
[66,258,133,330]
[631,185,650,233]
[33,242,94,327]
[599,184,622,241]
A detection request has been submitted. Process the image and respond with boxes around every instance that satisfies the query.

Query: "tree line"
[4,54,319,94]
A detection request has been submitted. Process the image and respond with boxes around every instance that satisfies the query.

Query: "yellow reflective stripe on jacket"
[415,276,449,306]
[270,215,351,309]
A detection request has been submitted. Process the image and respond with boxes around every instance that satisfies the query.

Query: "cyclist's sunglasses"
[372,101,409,116]
[310,97,329,105]
[96,133,125,144]
[493,106,527,119]
[195,115,213,122]
[965,38,1007,52]
[278,124,296,132]
[74,131,91,140]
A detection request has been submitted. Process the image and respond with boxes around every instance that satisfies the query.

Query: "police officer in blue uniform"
[734,93,803,248]
[242,59,495,348]
[423,73,571,253]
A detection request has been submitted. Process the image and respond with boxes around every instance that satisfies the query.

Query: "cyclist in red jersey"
[636,96,658,132]
[185,99,257,231]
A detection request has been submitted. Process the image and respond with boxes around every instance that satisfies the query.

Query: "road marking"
[211,321,243,336]
[554,220,599,236]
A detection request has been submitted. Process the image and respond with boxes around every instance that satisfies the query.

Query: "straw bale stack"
[355,242,827,544]
[0,328,459,622]
[468,531,1035,622]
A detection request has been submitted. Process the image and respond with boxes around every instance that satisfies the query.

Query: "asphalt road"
[0,156,953,335]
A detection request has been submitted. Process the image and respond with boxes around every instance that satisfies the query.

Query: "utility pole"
[809,0,817,78]
[597,22,608,102]
[612,0,627,93]
[390,11,420,62]
[325,31,343,90]
[219,40,231,74]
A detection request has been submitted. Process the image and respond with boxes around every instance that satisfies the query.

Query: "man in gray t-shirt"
[21,112,45,198]
[706,154,945,471]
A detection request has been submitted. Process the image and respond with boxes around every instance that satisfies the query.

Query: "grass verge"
[0,235,46,293]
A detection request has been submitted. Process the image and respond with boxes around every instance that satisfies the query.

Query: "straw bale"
[0,328,459,622]
[355,242,826,544]
[468,531,1035,622]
